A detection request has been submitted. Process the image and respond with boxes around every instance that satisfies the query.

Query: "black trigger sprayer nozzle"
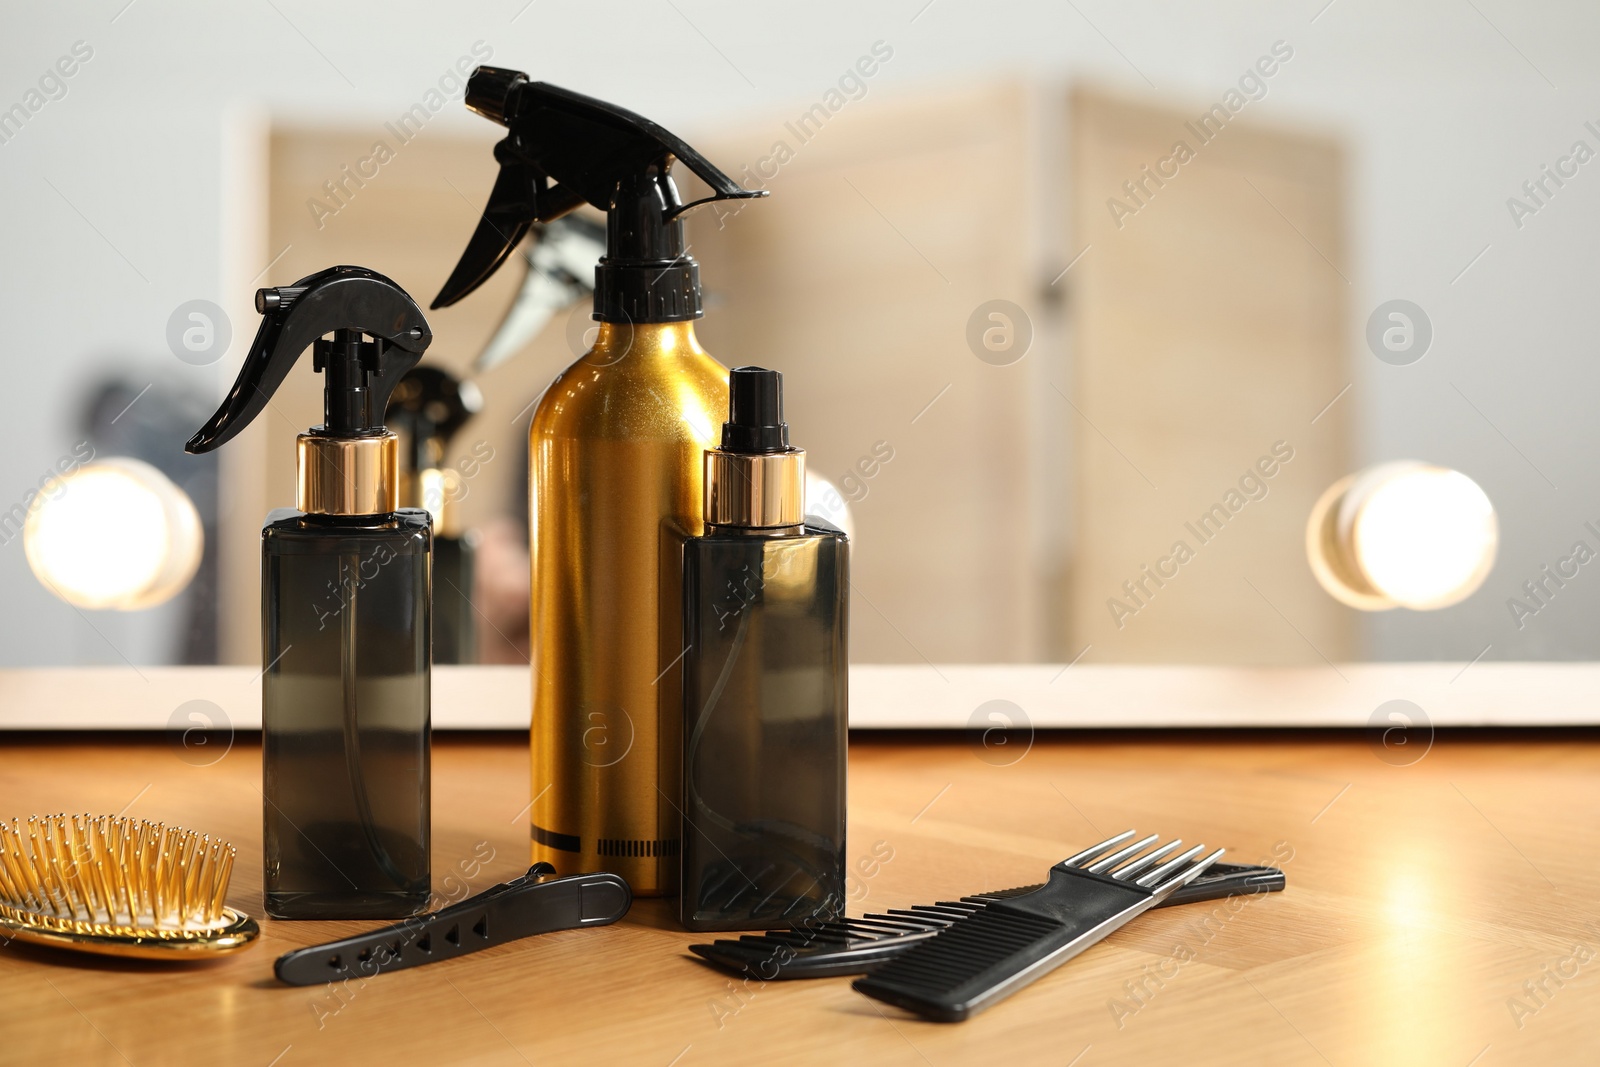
[185,266,432,456]
[432,69,768,321]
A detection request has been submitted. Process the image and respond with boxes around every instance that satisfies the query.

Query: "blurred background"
[2,0,1596,668]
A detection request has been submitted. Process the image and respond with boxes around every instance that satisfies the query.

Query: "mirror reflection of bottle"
[680,367,849,931]
[386,368,483,665]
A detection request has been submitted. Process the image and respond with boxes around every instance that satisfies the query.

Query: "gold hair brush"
[0,814,258,959]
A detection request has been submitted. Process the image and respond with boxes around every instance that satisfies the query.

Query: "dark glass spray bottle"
[186,266,435,920]
[680,367,849,931]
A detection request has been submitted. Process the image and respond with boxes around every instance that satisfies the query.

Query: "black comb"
[853,830,1225,1021]
[687,858,1282,980]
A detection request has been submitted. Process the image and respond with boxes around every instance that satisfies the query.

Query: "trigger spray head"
[385,366,482,472]
[186,265,433,516]
[432,71,767,322]
[385,365,481,530]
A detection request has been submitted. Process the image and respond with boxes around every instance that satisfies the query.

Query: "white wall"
[3,0,1598,664]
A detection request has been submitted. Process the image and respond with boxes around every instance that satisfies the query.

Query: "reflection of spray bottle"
[187,265,434,919]
[387,367,482,664]
[473,215,606,373]
[435,70,765,895]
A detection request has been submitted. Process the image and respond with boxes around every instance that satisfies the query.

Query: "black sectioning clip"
[273,864,631,986]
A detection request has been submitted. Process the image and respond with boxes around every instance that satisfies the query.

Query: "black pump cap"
[721,367,790,453]
[185,266,431,454]
[432,71,766,318]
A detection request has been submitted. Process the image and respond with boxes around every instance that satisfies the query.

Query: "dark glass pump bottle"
[186,266,435,920]
[680,367,849,931]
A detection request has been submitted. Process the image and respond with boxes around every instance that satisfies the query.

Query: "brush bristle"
[0,814,236,936]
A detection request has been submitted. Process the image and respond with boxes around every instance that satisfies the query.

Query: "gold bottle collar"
[704,448,805,528]
[297,432,399,516]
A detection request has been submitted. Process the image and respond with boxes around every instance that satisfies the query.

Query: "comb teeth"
[0,814,238,936]
[856,834,1228,1021]
[859,908,1061,995]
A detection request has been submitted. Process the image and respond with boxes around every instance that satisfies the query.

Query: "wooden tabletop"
[2,728,1596,1065]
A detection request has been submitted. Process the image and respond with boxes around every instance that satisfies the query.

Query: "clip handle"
[272,865,632,986]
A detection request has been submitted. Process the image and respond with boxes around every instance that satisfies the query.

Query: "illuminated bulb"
[24,458,204,611]
[805,471,855,540]
[1306,462,1497,611]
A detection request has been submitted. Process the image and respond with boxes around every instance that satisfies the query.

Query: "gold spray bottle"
[433,70,765,894]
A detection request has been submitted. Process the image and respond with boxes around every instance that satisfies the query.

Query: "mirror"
[2,6,1588,667]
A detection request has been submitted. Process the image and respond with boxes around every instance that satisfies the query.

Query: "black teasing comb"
[853,830,1224,1021]
[688,858,1283,980]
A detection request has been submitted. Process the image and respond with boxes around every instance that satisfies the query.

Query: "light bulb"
[24,457,203,611]
[805,470,855,540]
[1306,462,1497,611]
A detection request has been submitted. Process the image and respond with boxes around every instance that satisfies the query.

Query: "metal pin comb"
[853,830,1225,1021]
[0,814,257,959]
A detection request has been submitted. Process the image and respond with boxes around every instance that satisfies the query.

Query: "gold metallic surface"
[704,449,806,528]
[529,321,727,895]
[0,814,258,959]
[0,908,260,958]
[297,433,399,516]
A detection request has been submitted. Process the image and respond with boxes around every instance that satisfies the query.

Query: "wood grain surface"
[1,728,1596,1065]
